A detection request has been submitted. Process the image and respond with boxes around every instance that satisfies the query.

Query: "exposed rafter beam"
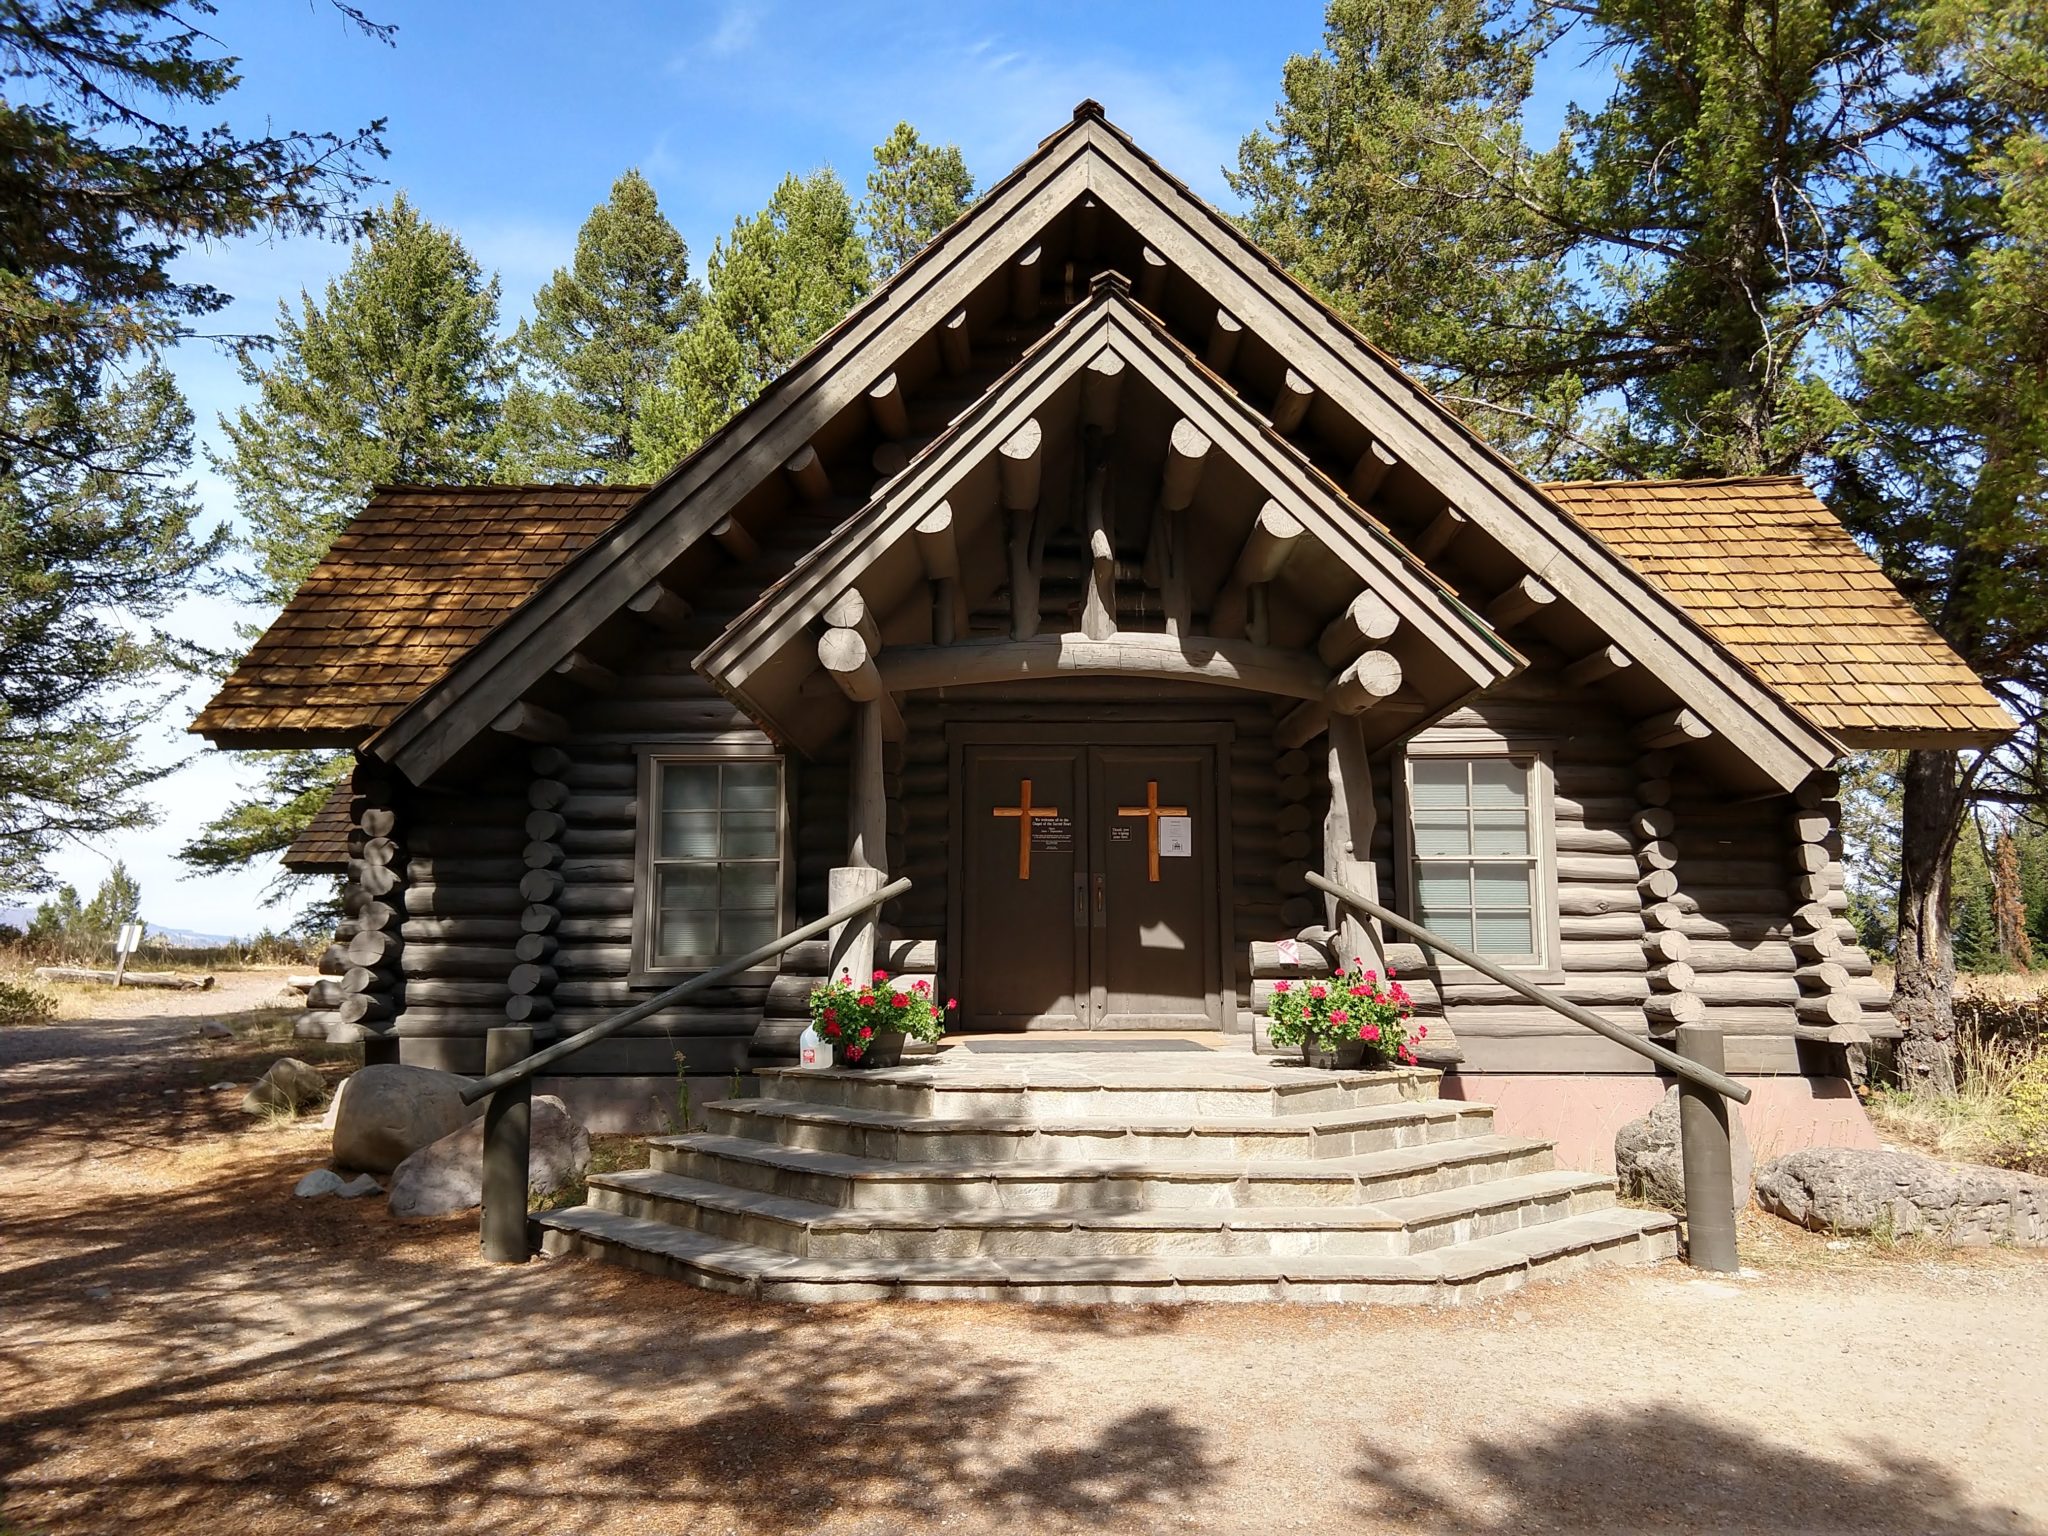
[552,652,619,694]
[818,626,903,740]
[626,581,692,633]
[1274,700,1331,751]
[710,515,759,564]
[867,371,909,439]
[492,701,566,744]
[1563,644,1634,688]
[1011,245,1044,321]
[1272,369,1315,435]
[872,441,909,481]
[1411,503,1469,563]
[997,418,1043,510]
[915,502,962,647]
[1159,419,1211,511]
[1635,707,1712,751]
[940,310,971,376]
[1137,246,1167,308]
[1205,309,1243,374]
[784,444,830,503]
[1486,574,1557,630]
[1348,441,1398,503]
[1210,500,1303,638]
[822,590,879,654]
[1082,349,1125,430]
[1317,591,1401,667]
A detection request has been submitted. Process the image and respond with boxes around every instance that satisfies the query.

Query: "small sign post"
[112,922,144,987]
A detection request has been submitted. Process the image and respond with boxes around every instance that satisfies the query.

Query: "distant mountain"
[0,906,239,946]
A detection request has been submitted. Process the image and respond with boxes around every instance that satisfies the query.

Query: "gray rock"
[387,1095,590,1218]
[330,1063,484,1174]
[294,1168,347,1198]
[241,1057,326,1116]
[1756,1147,2048,1245]
[335,1172,383,1199]
[293,1015,330,1041]
[196,1019,233,1040]
[1614,1085,1754,1220]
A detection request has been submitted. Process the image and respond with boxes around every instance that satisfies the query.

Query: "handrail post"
[1676,1024,1739,1273]
[481,1025,533,1264]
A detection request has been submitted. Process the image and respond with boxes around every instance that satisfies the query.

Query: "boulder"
[1756,1147,2048,1245]
[294,1168,347,1198]
[330,1063,484,1174]
[387,1095,590,1218]
[1614,1085,1754,1220]
[241,1057,327,1117]
[196,1019,233,1040]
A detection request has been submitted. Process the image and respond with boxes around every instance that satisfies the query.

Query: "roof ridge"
[1543,475,1810,490]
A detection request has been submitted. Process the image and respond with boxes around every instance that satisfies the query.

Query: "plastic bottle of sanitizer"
[799,1023,833,1069]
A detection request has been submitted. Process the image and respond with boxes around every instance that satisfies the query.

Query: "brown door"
[960,746,1087,1031]
[958,740,1222,1032]
[1090,746,1221,1030]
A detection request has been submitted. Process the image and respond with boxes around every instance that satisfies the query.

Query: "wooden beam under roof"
[1082,349,1125,429]
[1210,500,1304,639]
[867,372,909,439]
[1349,441,1398,502]
[1635,707,1712,750]
[940,310,971,376]
[1159,419,1210,511]
[1486,575,1557,630]
[625,581,692,633]
[1205,309,1243,374]
[1317,591,1401,667]
[1137,246,1167,308]
[784,444,830,503]
[1411,503,1469,563]
[1011,245,1044,321]
[878,631,1331,701]
[1272,369,1314,435]
[1564,644,1633,688]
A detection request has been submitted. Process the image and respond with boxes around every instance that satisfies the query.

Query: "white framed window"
[636,749,785,973]
[1403,751,1555,972]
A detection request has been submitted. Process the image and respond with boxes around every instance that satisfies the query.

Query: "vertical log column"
[1276,749,1321,929]
[1635,750,1703,1033]
[1323,714,1385,973]
[340,766,404,1064]
[509,745,570,1035]
[820,591,894,983]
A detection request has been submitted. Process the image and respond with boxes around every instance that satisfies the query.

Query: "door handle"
[1074,873,1088,928]
[1092,872,1106,928]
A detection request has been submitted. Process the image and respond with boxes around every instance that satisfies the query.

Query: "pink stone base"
[1441,1074,1881,1174]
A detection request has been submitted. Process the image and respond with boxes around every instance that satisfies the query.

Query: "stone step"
[648,1131,1555,1213]
[756,1061,1437,1121]
[584,1166,1616,1261]
[535,1203,1677,1304]
[702,1095,1495,1164]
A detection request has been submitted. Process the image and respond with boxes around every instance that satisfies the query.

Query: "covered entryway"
[957,733,1223,1032]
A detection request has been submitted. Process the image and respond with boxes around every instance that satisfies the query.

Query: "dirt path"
[3,993,2046,1536]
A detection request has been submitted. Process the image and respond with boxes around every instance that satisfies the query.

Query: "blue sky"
[48,0,1606,936]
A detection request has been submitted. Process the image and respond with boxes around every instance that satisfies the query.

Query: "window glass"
[1409,756,1544,964]
[647,756,782,968]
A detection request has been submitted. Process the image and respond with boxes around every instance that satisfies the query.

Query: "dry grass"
[530,1134,652,1213]
[1864,969,2048,1173]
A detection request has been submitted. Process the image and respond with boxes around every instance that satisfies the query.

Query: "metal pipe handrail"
[460,876,912,1105]
[1305,871,1751,1105]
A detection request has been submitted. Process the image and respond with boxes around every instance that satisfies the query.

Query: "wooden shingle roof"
[1548,477,2013,744]
[191,485,646,744]
[281,783,353,872]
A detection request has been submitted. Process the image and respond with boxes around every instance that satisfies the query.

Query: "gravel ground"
[3,989,2046,1536]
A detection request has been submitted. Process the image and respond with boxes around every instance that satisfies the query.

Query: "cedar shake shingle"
[1547,476,2013,740]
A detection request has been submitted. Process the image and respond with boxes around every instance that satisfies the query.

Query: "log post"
[1675,1024,1740,1273]
[480,1025,533,1265]
[1150,419,1209,638]
[1000,419,1044,642]
[850,698,887,875]
[1080,423,1117,641]
[1324,715,1386,973]
[914,502,962,646]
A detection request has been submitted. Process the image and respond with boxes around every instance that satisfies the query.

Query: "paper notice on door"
[1158,815,1192,858]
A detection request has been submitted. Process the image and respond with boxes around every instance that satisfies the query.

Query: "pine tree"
[499,170,700,483]
[217,193,511,608]
[178,751,351,891]
[0,0,385,897]
[1230,0,1579,467]
[632,170,871,476]
[861,123,975,279]
[79,861,142,938]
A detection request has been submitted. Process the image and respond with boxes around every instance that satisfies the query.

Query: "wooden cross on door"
[1117,779,1189,883]
[992,778,1059,880]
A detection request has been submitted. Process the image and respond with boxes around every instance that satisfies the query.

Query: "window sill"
[625,961,786,988]
[1422,962,1566,989]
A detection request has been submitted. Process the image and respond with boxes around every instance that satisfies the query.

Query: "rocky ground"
[3,991,2046,1535]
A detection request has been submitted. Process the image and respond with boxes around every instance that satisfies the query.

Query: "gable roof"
[1548,478,2013,746]
[192,485,642,745]
[347,104,1842,793]
[282,783,352,873]
[697,281,1522,753]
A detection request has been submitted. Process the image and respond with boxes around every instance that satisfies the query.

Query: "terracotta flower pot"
[839,1030,907,1068]
[1300,1039,1368,1071]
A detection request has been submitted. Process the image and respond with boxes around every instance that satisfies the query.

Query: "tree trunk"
[1892,749,1967,1093]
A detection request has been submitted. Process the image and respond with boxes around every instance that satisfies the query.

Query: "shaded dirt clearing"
[3,1000,2046,1535]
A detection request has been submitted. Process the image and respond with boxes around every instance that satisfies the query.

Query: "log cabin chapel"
[195,105,2014,1296]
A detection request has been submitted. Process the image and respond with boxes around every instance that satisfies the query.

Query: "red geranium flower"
[1273,979,1290,993]
[890,992,908,1009]
[824,1021,841,1037]
[857,991,876,1006]
[1308,985,1327,1000]
[873,969,889,982]
[860,1024,874,1039]
[945,997,959,1010]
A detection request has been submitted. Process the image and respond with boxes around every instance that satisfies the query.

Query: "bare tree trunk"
[1892,749,1967,1093]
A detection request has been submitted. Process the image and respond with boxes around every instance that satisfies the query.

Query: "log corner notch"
[1786,770,1866,1051]
[507,744,569,1029]
[1634,707,1712,752]
[337,769,405,1059]
[1633,747,1702,1034]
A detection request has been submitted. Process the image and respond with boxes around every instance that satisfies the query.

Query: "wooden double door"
[958,738,1224,1031]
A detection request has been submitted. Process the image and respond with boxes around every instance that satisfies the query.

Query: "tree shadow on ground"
[1356,1403,2030,1535]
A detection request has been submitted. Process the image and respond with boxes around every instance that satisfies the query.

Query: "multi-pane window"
[645,757,782,969]
[1408,756,1546,965]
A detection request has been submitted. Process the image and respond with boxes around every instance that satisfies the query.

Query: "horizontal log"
[317,944,349,976]
[522,903,562,935]
[1645,992,1706,1028]
[401,978,508,1007]
[505,995,555,1024]
[400,945,517,979]
[1797,992,1865,1028]
[1558,887,1644,917]
[345,929,400,968]
[562,794,637,827]
[509,963,558,996]
[338,993,394,1026]
[403,885,525,917]
[340,964,398,996]
[33,966,215,990]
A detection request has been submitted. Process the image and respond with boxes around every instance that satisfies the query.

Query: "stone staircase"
[534,1052,1678,1304]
